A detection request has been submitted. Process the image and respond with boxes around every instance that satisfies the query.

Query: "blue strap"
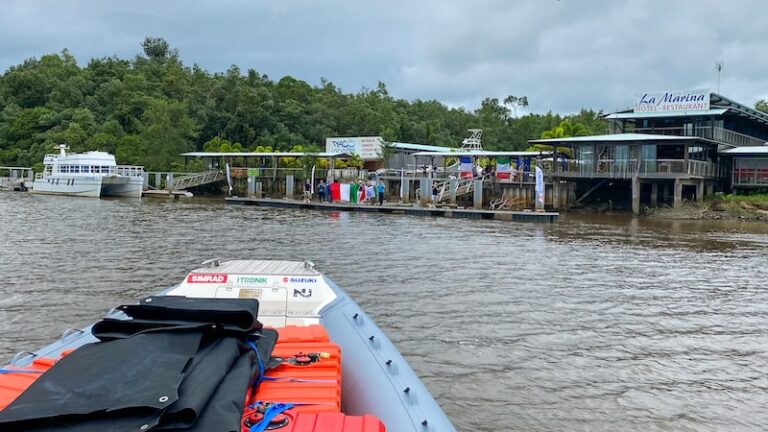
[249,402,294,432]
[0,369,43,374]
[247,341,265,386]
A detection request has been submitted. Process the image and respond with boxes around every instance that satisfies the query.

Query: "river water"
[2,192,768,431]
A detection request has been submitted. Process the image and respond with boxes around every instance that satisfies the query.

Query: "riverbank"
[648,194,768,221]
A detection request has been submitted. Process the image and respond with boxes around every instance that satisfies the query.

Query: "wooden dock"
[225,197,559,223]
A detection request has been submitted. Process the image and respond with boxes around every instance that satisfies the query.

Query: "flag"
[460,156,474,179]
[535,166,544,205]
[225,163,233,194]
[310,165,316,193]
[496,157,511,180]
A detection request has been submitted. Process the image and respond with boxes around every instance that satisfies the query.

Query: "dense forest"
[0,37,607,172]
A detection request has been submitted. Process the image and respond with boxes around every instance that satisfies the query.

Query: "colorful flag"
[339,183,351,201]
[460,156,474,179]
[496,157,511,180]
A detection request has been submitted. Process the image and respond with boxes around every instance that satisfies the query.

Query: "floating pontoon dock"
[225,197,559,222]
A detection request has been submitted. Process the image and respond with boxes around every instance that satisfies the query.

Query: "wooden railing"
[553,159,716,178]
[632,126,767,147]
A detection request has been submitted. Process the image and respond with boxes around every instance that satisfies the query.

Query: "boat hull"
[31,175,142,198]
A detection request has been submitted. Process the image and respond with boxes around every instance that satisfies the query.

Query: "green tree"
[137,99,197,171]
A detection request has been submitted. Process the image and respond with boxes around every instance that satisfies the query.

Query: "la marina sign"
[635,90,710,113]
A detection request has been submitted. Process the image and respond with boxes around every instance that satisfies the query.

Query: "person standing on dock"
[377,179,385,205]
[303,180,312,203]
[317,180,326,202]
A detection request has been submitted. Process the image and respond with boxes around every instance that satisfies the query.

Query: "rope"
[248,402,294,432]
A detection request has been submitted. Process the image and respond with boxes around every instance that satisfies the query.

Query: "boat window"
[82,165,89,173]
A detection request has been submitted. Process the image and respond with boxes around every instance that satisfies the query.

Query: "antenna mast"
[715,61,723,93]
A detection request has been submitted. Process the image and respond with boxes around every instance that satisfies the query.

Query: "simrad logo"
[187,273,227,283]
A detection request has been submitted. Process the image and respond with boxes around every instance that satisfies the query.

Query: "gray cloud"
[1,0,766,114]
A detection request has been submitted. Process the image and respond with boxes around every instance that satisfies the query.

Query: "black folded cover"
[0,296,274,432]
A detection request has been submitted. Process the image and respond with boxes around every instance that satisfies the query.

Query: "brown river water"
[2,192,768,431]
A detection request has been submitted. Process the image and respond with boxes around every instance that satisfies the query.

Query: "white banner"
[225,163,232,194]
[325,136,383,160]
[535,166,544,205]
[310,165,316,193]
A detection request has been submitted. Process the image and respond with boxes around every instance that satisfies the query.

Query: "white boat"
[0,260,457,432]
[31,145,144,198]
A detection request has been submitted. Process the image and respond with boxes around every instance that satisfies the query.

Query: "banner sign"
[635,90,710,113]
[496,157,511,180]
[325,136,383,160]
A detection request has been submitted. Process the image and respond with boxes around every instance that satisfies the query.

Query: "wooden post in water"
[255,182,263,198]
[286,175,294,199]
[673,179,683,208]
[473,179,483,209]
[632,176,640,215]
[420,177,431,207]
[650,183,658,207]
[401,178,410,204]
[449,179,457,205]
[552,180,560,210]
[248,175,255,197]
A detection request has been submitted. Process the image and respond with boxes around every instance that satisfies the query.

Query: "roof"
[390,142,454,152]
[605,108,728,120]
[528,133,699,144]
[605,92,768,125]
[721,146,768,155]
[190,260,320,275]
[711,93,768,125]
[411,150,552,157]
[181,152,351,158]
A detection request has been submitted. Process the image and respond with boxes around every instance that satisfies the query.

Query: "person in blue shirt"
[317,180,326,202]
[377,179,385,205]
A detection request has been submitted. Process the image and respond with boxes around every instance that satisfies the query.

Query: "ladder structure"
[169,170,225,190]
[460,129,484,152]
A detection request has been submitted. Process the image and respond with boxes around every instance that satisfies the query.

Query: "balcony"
[632,126,767,148]
[553,159,717,179]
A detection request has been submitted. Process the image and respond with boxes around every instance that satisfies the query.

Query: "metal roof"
[411,150,552,157]
[390,142,454,152]
[528,133,698,144]
[720,146,768,155]
[710,93,768,125]
[181,152,351,158]
[605,108,728,120]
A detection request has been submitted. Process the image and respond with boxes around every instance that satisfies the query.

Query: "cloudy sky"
[2,0,767,114]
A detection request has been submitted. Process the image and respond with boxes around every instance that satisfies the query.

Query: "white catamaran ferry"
[31,145,144,198]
